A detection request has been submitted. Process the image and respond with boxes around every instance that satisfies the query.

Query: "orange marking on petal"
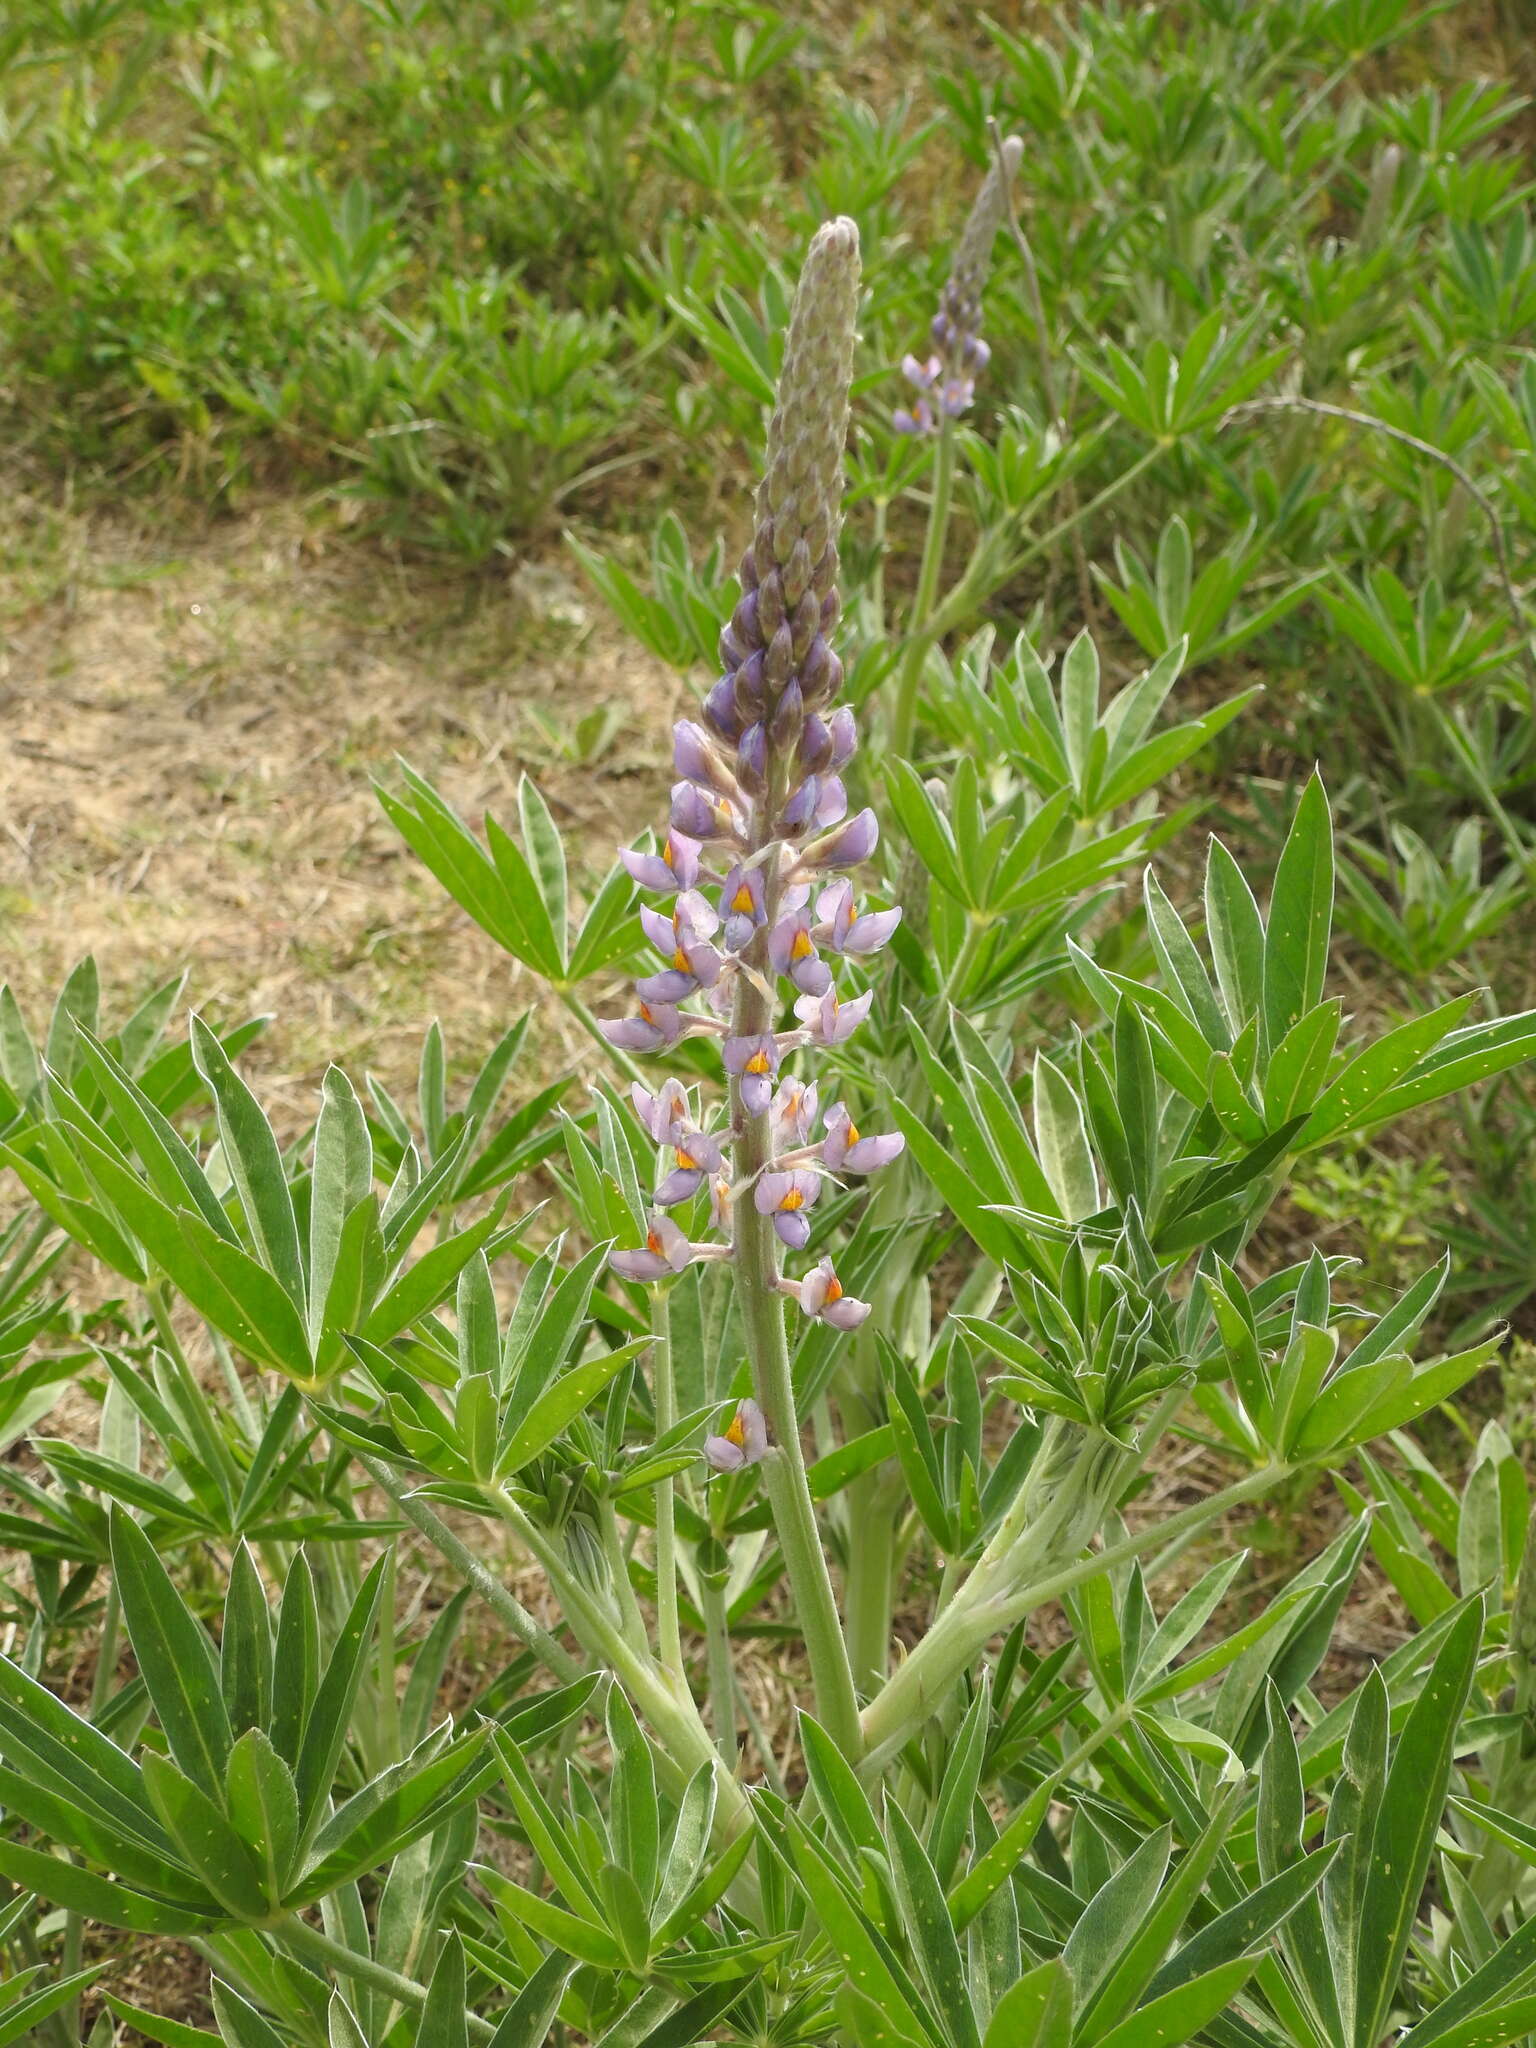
[731,886,756,913]
[645,1230,663,1254]
[672,946,690,970]
[724,1410,747,1448]
[781,1189,805,1212]
[675,1148,697,1169]
[826,1276,843,1301]
[791,930,815,959]
[745,1051,771,1073]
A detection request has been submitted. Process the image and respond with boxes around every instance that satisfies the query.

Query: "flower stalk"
[602,216,900,1760]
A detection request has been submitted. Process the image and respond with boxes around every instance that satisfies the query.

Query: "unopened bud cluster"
[603,219,904,1471]
[896,136,1023,435]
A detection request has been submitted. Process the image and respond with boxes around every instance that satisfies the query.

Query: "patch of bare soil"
[0,480,680,1134]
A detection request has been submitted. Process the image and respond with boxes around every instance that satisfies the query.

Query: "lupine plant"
[12,143,1536,2048]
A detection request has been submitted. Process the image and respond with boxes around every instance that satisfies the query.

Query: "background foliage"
[7,1,1536,2044]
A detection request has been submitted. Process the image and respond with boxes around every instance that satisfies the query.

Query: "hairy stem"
[860,1456,1295,1772]
[699,1573,739,1765]
[653,1294,684,1679]
[891,416,959,760]
[354,1451,581,1683]
[277,1917,494,2042]
[730,964,863,1758]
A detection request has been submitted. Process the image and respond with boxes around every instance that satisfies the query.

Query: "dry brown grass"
[0,475,682,1137]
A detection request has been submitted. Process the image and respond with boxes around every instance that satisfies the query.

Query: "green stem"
[699,1573,738,1765]
[940,912,993,1009]
[483,1483,751,1840]
[277,1917,494,2042]
[60,1581,123,2040]
[559,986,648,1088]
[599,1495,650,1654]
[860,1456,1294,1772]
[1000,1461,1294,1621]
[354,1453,581,1684]
[891,417,959,760]
[729,975,863,1757]
[921,441,1166,657]
[1426,698,1536,885]
[653,1295,684,1680]
[844,1490,899,1694]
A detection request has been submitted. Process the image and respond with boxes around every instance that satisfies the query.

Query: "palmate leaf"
[111,1507,232,1799]
[294,1552,389,1844]
[292,1737,500,1905]
[379,762,566,979]
[102,1993,222,2048]
[0,1966,107,2046]
[143,1751,273,1920]
[884,1802,980,2048]
[1261,772,1334,1056]
[0,1837,218,1933]
[1353,1600,1485,2048]
[782,1815,944,2048]
[1090,1959,1256,2048]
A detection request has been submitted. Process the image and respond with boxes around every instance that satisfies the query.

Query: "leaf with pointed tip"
[143,1751,273,1920]
[0,1836,217,1933]
[111,1508,231,1798]
[189,1015,304,1306]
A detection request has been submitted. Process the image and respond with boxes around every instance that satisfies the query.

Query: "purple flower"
[781,775,848,836]
[602,1002,686,1053]
[724,1033,780,1116]
[796,1258,871,1330]
[702,675,745,743]
[795,987,873,1046]
[771,1076,819,1146]
[703,1397,769,1473]
[821,1102,905,1174]
[720,865,768,952]
[610,1213,694,1282]
[622,831,702,895]
[894,402,936,437]
[708,1171,733,1234]
[816,880,902,957]
[673,720,743,799]
[632,1077,690,1143]
[671,782,746,846]
[800,807,878,873]
[737,722,768,793]
[801,707,858,775]
[655,1127,726,1207]
[768,910,832,996]
[754,1169,821,1249]
[638,895,724,1001]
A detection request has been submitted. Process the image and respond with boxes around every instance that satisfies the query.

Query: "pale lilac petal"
[738,1399,769,1462]
[622,849,680,892]
[611,1247,669,1281]
[827,708,857,770]
[703,1433,747,1472]
[844,1132,905,1173]
[635,969,697,1004]
[812,777,848,829]
[823,1295,871,1329]
[845,907,902,954]
[809,808,878,871]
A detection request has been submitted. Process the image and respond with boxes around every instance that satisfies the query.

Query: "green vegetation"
[5,2,1536,2043]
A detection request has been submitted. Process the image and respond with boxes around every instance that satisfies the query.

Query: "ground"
[0,472,678,1134]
